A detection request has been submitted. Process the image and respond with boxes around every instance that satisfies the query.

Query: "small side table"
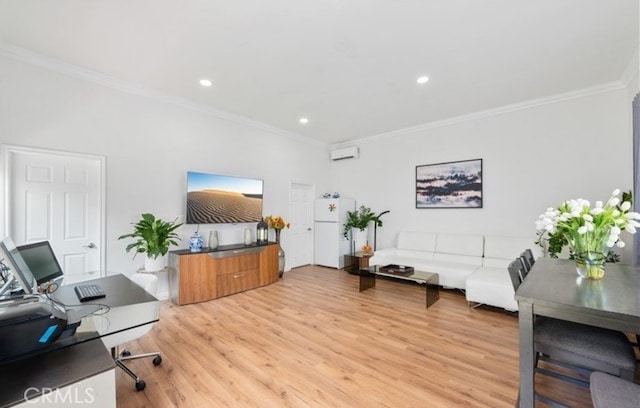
[343,251,373,274]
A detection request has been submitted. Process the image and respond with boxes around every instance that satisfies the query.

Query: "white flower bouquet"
[535,189,640,279]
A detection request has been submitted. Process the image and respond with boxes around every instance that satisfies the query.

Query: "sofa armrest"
[370,248,396,265]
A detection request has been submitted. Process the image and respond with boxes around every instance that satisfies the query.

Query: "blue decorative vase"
[189,232,204,252]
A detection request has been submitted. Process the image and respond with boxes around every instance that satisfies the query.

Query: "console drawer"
[216,253,260,276]
[217,268,260,297]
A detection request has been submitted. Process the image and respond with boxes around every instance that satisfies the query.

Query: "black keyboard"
[74,284,106,302]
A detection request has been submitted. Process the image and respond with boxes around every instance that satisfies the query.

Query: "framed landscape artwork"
[415,159,483,208]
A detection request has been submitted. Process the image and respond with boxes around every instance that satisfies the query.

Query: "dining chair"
[519,248,536,278]
[590,371,640,408]
[508,258,637,406]
[101,272,162,391]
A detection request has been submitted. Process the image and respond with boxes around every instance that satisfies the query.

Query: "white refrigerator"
[314,198,355,268]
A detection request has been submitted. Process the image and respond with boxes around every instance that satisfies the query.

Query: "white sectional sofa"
[369,231,539,311]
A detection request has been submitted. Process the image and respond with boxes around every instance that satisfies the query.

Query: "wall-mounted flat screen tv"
[186,171,263,224]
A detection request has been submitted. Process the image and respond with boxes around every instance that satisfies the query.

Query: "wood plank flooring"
[115,266,593,407]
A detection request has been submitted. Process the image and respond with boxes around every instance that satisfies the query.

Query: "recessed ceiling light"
[299,117,309,124]
[416,76,429,84]
[199,79,213,87]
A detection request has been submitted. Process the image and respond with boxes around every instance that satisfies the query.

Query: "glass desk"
[51,274,159,346]
[0,274,159,407]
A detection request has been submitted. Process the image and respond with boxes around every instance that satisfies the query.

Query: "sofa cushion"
[373,254,430,270]
[397,231,437,252]
[466,266,518,311]
[396,249,434,261]
[435,233,484,257]
[369,248,393,268]
[433,252,483,267]
[420,259,480,289]
[482,257,511,268]
[368,253,475,289]
[483,235,537,260]
[371,248,396,258]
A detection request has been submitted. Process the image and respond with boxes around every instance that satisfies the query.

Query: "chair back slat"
[524,248,535,264]
[507,258,526,291]
[519,248,536,279]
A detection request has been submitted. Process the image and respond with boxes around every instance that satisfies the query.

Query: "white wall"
[0,49,638,293]
[330,87,635,257]
[0,56,331,296]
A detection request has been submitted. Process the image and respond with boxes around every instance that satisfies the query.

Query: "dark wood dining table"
[514,257,640,407]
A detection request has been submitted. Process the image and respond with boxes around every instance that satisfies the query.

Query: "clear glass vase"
[574,252,606,279]
[565,228,610,279]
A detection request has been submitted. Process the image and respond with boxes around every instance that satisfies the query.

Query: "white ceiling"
[0,1,637,145]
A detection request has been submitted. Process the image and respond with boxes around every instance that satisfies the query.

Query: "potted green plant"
[343,205,384,253]
[118,213,183,272]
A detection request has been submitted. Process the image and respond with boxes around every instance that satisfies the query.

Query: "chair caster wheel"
[153,356,162,366]
[135,380,146,391]
[121,349,131,357]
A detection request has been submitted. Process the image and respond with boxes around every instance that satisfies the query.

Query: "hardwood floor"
[115,265,593,407]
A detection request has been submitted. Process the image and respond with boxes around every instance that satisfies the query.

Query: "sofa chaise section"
[465,235,540,311]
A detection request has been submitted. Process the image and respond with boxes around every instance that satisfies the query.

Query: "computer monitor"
[0,237,36,295]
[17,241,64,287]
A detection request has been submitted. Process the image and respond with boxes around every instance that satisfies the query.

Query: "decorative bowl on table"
[379,264,414,276]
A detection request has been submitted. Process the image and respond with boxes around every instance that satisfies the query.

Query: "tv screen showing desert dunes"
[186,171,263,224]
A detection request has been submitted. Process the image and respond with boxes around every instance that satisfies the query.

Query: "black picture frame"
[415,159,483,208]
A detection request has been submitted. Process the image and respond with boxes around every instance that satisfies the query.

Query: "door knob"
[307,228,312,231]
[84,242,97,249]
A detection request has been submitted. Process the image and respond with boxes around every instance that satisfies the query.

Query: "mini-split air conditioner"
[330,146,359,161]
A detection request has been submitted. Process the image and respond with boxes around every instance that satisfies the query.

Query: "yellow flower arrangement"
[264,215,290,230]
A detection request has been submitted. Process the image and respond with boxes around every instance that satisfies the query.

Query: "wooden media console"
[168,243,279,305]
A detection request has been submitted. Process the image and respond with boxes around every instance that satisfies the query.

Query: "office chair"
[102,272,162,391]
[590,371,640,408]
[509,258,636,407]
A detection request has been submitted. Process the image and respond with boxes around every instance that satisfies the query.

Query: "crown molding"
[0,42,326,147]
[333,81,627,149]
[0,42,631,151]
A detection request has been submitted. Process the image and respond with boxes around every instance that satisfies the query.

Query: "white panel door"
[2,145,105,282]
[288,183,314,269]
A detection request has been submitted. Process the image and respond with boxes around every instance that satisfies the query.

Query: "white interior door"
[289,183,314,269]
[2,145,105,283]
